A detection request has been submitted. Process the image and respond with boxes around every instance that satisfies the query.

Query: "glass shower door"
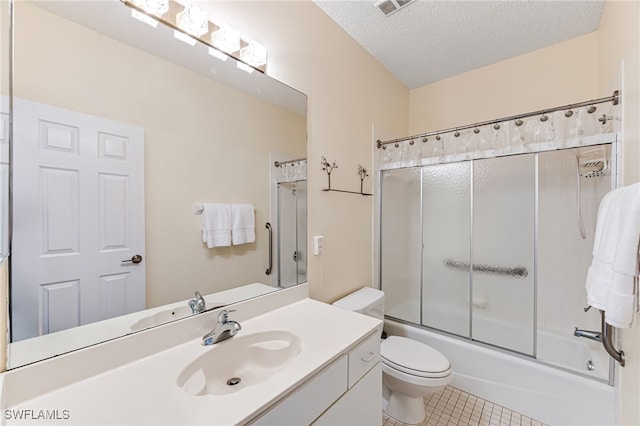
[380,168,422,324]
[422,162,471,337]
[472,154,536,355]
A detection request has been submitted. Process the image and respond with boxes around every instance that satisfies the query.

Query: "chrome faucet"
[188,291,206,314]
[202,309,241,346]
[574,327,602,342]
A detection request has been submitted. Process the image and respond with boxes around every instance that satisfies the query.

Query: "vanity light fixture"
[211,25,241,54]
[122,0,267,73]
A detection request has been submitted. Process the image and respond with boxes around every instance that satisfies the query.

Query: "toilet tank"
[332,287,384,320]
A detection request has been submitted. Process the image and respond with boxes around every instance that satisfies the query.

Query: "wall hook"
[358,165,369,195]
[321,156,338,190]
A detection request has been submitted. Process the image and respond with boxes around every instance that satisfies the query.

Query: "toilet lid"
[381,336,451,378]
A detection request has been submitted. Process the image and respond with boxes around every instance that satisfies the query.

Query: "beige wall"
[204,1,410,303]
[13,3,306,308]
[409,32,599,134]
[597,1,640,424]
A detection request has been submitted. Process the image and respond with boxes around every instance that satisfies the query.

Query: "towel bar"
[193,202,255,215]
[601,310,625,366]
[443,258,529,278]
[265,222,273,276]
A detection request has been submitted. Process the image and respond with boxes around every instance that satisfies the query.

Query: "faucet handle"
[217,309,237,323]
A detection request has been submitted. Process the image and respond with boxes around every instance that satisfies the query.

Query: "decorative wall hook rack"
[320,157,372,196]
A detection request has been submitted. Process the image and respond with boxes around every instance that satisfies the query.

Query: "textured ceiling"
[314,0,605,89]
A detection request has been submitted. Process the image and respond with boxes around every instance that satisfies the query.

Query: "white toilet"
[333,287,452,425]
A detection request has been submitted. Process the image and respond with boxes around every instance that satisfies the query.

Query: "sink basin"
[129,305,194,332]
[177,330,302,396]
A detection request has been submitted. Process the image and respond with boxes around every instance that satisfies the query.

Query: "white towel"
[586,182,640,328]
[201,203,231,248]
[231,204,255,245]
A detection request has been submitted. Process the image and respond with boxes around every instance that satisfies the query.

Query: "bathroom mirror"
[6,0,307,368]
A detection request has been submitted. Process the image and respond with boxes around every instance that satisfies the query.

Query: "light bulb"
[239,40,266,67]
[176,4,209,37]
[131,0,168,17]
[210,25,241,54]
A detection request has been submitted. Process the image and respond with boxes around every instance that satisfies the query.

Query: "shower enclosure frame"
[375,136,620,386]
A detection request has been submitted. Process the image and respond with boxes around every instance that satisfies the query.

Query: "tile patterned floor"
[382,386,548,426]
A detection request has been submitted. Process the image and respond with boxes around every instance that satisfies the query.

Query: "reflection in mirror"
[271,158,307,288]
[0,0,9,262]
[277,180,307,286]
[7,0,306,368]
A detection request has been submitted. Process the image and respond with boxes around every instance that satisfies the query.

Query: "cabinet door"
[251,356,348,426]
[313,363,382,426]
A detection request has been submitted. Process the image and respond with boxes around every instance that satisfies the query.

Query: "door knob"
[122,254,143,264]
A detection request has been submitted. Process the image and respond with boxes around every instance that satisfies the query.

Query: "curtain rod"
[376,90,619,148]
[274,157,306,168]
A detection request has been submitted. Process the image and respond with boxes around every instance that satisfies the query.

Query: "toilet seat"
[381,336,451,379]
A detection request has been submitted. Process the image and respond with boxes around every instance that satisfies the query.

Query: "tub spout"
[573,327,602,342]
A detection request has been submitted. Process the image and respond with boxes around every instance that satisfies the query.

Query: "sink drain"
[226,377,241,386]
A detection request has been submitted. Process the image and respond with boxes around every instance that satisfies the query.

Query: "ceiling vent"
[374,0,415,17]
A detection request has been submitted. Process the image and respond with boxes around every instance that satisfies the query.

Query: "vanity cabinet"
[251,331,381,426]
[1,292,383,426]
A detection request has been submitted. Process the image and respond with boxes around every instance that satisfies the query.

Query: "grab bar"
[601,310,625,366]
[265,222,273,275]
[443,258,529,278]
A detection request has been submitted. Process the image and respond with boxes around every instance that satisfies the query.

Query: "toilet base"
[383,391,426,425]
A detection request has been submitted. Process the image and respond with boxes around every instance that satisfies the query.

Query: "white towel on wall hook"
[231,204,255,245]
[200,203,232,248]
[586,182,640,328]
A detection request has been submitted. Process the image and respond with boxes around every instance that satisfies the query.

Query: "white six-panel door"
[12,98,145,341]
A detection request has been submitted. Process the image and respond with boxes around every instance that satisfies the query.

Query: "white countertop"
[3,297,381,425]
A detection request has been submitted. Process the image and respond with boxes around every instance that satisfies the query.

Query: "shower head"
[575,146,607,178]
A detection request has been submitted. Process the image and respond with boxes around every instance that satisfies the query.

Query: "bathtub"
[384,319,616,426]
